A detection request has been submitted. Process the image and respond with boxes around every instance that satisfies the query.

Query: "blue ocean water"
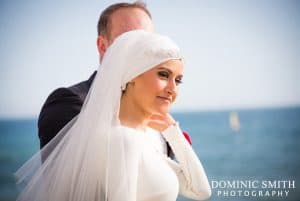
[0,107,300,201]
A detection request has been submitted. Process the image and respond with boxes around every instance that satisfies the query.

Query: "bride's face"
[129,59,184,115]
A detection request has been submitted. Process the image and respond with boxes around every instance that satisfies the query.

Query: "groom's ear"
[97,35,109,60]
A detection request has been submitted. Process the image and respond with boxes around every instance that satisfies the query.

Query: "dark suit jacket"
[38,71,97,148]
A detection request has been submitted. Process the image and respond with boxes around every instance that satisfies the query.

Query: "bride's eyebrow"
[157,67,170,72]
[157,67,183,77]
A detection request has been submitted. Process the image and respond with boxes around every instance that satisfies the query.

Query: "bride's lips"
[157,96,172,103]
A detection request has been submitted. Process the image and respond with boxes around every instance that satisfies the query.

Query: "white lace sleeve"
[162,123,211,200]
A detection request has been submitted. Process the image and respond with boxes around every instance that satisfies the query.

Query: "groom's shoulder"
[37,85,84,148]
[38,72,97,148]
[43,71,97,105]
[41,78,91,113]
[38,86,83,125]
[46,87,82,103]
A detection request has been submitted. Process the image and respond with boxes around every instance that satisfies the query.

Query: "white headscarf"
[15,30,183,201]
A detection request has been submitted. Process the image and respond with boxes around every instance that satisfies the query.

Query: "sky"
[0,0,300,118]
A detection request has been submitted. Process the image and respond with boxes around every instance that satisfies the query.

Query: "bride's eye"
[158,71,169,79]
[175,78,183,85]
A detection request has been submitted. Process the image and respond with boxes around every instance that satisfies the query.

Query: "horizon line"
[1,104,300,120]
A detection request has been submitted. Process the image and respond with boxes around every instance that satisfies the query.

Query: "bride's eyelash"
[158,71,169,78]
[158,71,183,85]
[175,78,183,84]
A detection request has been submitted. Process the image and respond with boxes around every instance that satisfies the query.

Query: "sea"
[1,106,300,201]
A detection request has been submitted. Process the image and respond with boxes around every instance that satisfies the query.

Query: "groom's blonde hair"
[97,1,152,38]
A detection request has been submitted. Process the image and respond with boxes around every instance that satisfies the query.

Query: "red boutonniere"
[183,131,192,145]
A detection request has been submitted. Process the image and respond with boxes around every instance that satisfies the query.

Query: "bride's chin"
[155,106,169,115]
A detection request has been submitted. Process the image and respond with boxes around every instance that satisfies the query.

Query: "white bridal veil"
[15,30,183,201]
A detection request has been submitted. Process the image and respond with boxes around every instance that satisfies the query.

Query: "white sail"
[229,111,241,132]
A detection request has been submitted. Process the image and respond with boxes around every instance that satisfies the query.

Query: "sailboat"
[229,111,241,132]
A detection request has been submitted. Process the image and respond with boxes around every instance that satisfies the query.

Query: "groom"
[38,2,191,150]
[38,2,154,148]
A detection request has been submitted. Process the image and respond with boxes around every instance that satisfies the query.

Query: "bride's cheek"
[156,79,167,91]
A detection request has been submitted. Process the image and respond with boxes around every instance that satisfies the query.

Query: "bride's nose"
[165,79,177,97]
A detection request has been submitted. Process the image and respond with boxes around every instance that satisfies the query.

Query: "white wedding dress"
[15,30,211,201]
[110,124,211,201]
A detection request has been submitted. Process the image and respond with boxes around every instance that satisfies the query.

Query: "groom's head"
[97,2,154,63]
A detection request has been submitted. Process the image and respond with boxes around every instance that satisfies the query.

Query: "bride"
[16,30,211,201]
